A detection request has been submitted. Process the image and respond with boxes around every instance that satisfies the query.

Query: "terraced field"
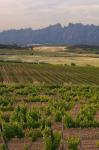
[0,62,99,85]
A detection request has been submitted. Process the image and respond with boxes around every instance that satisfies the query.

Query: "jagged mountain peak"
[0,23,99,45]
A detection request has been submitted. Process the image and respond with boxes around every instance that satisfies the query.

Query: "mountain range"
[0,23,99,45]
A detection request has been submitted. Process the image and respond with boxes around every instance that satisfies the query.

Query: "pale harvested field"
[0,55,99,66]
[0,46,99,66]
[33,46,66,52]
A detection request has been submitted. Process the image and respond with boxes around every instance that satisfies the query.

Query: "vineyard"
[0,62,99,85]
[0,61,99,150]
[0,84,99,150]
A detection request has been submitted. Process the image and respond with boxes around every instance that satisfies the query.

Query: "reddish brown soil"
[0,126,99,150]
[69,103,81,119]
[26,102,48,109]
[52,123,99,150]
[0,103,99,150]
[0,138,44,150]
[95,111,99,121]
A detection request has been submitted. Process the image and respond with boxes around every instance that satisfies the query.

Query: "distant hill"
[0,23,99,45]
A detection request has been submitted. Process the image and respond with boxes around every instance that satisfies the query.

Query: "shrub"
[1,113,10,122]
[64,113,75,128]
[11,105,27,128]
[42,127,52,150]
[26,109,40,128]
[67,137,80,150]
[3,123,24,139]
[0,106,14,112]
[0,87,9,96]
[26,118,40,129]
[24,144,29,150]
[0,97,14,106]
[71,63,76,66]
[76,104,98,127]
[0,144,6,150]
[52,131,61,150]
[96,141,99,148]
[16,88,29,95]
[40,117,51,130]
[54,111,62,122]
[27,95,49,102]
[29,130,42,141]
[42,127,61,150]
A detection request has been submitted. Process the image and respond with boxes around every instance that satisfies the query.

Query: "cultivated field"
[0,45,99,150]
[0,63,99,85]
[0,46,99,66]
[0,84,99,150]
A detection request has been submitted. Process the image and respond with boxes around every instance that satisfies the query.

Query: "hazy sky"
[0,0,99,31]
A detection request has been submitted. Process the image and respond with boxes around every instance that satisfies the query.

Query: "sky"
[0,0,99,31]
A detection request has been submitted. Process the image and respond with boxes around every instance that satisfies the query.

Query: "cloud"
[0,0,99,30]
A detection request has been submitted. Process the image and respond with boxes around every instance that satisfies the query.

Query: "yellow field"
[0,46,99,66]
[0,55,99,66]
[33,46,66,52]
